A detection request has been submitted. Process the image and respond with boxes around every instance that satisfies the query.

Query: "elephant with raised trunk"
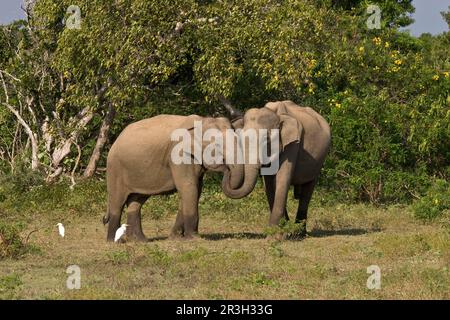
[103,115,243,241]
[222,100,331,236]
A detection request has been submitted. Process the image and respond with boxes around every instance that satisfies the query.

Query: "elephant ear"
[279,114,302,150]
[178,115,204,164]
[265,101,287,114]
[265,101,302,149]
[180,115,203,131]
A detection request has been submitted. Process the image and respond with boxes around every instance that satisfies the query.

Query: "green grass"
[0,178,449,299]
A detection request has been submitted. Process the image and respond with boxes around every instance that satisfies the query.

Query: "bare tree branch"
[219,95,242,119]
[83,103,116,178]
[0,72,39,170]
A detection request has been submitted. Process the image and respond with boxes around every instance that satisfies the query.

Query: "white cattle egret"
[114,224,129,243]
[56,223,65,238]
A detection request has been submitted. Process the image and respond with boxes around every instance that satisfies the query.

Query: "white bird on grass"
[56,223,65,238]
[114,224,129,243]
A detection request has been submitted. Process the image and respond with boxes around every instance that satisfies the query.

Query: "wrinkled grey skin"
[104,115,243,241]
[222,100,331,233]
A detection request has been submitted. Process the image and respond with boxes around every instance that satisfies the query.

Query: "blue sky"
[0,0,449,36]
[405,0,450,36]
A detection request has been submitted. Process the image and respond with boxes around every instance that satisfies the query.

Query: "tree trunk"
[83,103,116,178]
[49,107,93,180]
[4,103,39,171]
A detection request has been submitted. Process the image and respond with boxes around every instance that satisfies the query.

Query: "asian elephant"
[222,100,331,236]
[103,115,243,241]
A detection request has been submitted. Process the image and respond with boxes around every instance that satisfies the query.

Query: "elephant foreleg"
[171,174,203,239]
[264,175,289,221]
[194,176,203,233]
[269,144,298,226]
[126,194,149,242]
[170,163,203,239]
[170,202,184,238]
[172,178,200,239]
[264,175,275,211]
[178,184,200,239]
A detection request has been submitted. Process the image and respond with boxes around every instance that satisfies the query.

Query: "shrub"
[0,161,45,198]
[412,180,450,220]
[0,222,29,259]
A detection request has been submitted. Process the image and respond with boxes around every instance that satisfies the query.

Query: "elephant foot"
[285,231,307,241]
[169,227,184,240]
[131,235,148,242]
[113,237,127,244]
[169,232,184,240]
[265,220,307,241]
[266,233,286,241]
[169,233,200,241]
[182,232,200,241]
[287,220,307,240]
[126,230,147,242]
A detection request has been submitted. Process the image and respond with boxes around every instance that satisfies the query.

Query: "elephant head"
[176,115,244,190]
[221,101,302,199]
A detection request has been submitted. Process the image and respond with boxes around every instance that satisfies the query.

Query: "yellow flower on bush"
[384,42,390,48]
[335,103,341,108]
[394,59,402,65]
[444,72,449,78]
[432,75,440,81]
[358,46,364,52]
[372,37,382,46]
[391,66,400,73]
[308,59,317,69]
[391,50,400,58]
[434,199,439,205]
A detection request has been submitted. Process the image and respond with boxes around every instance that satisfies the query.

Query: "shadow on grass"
[143,228,382,242]
[145,233,265,242]
[146,236,168,242]
[201,232,266,241]
[308,227,383,238]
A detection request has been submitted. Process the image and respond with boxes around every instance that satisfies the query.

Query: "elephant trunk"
[222,164,260,199]
[227,163,244,189]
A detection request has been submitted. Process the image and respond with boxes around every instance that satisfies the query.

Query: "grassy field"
[0,178,449,299]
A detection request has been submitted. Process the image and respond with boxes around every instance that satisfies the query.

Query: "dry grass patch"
[0,201,448,299]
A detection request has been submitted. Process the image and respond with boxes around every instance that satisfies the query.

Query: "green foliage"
[0,274,23,291]
[0,178,106,224]
[249,272,279,287]
[309,27,449,203]
[412,180,450,220]
[0,222,31,259]
[146,245,172,267]
[107,249,132,265]
[268,241,285,258]
[0,0,449,207]
[0,163,45,197]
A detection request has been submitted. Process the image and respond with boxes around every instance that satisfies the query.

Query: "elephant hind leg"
[126,194,149,242]
[106,192,128,242]
[295,180,316,223]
